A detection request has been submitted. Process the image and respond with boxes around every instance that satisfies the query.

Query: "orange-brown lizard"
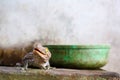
[22,42,51,70]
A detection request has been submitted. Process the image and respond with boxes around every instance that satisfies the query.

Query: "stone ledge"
[0,66,119,80]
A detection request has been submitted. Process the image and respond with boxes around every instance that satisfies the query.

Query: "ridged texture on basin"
[44,45,110,69]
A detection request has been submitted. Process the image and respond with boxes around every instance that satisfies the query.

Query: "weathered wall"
[0,0,120,73]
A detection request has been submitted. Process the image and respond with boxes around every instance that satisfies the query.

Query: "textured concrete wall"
[0,0,120,73]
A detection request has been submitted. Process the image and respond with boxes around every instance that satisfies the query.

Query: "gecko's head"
[33,42,46,55]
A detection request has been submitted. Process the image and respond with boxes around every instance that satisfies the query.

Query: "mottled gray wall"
[0,0,120,73]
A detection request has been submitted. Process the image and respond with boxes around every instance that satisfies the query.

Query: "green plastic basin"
[44,45,110,69]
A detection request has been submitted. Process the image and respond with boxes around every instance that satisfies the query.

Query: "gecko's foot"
[20,68,28,72]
